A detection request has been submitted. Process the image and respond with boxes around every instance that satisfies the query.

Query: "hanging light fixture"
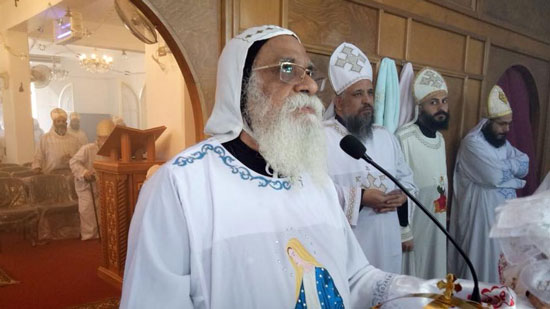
[50,59,69,81]
[78,52,113,73]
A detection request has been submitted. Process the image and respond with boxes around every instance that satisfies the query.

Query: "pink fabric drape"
[497,67,538,196]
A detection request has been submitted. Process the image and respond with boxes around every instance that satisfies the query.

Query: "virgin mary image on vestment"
[286,238,345,308]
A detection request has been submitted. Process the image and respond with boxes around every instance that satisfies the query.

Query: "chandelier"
[78,53,113,73]
[50,61,69,81]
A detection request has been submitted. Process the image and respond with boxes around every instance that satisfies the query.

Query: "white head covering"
[50,108,67,121]
[204,25,299,142]
[323,42,372,120]
[70,112,80,121]
[413,67,448,104]
[487,85,512,119]
[328,42,372,96]
[398,67,448,129]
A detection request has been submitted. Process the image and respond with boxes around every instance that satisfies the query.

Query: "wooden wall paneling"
[239,0,282,31]
[379,11,407,60]
[289,0,378,55]
[375,8,382,55]
[441,75,465,184]
[404,17,411,60]
[409,20,466,72]
[478,38,491,119]
[466,38,484,75]
[463,35,470,72]
[353,0,550,61]
[459,76,468,136]
[464,78,482,134]
[307,52,333,107]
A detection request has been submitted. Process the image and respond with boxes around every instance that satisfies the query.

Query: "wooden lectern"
[94,125,166,289]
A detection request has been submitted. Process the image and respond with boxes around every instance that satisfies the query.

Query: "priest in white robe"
[449,85,529,283]
[396,67,449,279]
[69,119,114,240]
[32,108,81,174]
[68,112,89,145]
[323,42,417,274]
[121,26,518,309]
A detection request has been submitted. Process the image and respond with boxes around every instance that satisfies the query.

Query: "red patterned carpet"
[0,232,120,309]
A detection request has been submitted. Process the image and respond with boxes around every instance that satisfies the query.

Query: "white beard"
[244,73,328,185]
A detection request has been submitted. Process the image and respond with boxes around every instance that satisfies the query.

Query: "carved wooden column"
[94,125,166,289]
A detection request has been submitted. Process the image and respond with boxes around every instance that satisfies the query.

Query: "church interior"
[0,0,549,308]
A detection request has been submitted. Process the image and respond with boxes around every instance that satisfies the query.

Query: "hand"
[83,171,95,182]
[373,206,398,213]
[402,239,414,252]
[32,167,42,174]
[527,291,550,309]
[362,189,406,210]
[385,190,407,206]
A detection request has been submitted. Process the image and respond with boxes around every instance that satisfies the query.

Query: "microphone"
[339,135,481,303]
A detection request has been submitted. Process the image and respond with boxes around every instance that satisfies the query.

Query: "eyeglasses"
[252,61,326,92]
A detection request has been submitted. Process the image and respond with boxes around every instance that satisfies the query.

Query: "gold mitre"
[50,108,68,120]
[413,67,448,104]
[487,85,512,119]
[96,119,115,137]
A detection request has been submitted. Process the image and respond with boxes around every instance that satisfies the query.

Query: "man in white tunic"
[449,85,529,283]
[68,112,89,145]
[32,108,81,174]
[69,119,114,240]
[396,68,449,279]
[120,26,519,309]
[323,42,417,274]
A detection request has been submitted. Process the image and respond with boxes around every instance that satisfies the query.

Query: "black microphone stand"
[361,153,482,303]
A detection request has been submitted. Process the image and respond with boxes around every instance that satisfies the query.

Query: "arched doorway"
[497,65,539,196]
[132,0,208,142]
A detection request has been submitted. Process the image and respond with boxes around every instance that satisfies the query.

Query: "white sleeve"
[120,166,194,308]
[392,134,417,220]
[333,183,362,226]
[69,146,89,179]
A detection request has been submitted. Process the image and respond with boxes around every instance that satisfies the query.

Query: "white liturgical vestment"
[32,128,81,173]
[449,119,528,283]
[121,139,402,308]
[324,119,417,274]
[396,123,448,279]
[69,143,100,240]
[68,128,89,146]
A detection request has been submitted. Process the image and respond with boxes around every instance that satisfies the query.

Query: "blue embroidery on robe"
[517,159,528,176]
[172,143,291,190]
[295,267,344,309]
[372,273,396,306]
[500,168,514,184]
[498,188,516,199]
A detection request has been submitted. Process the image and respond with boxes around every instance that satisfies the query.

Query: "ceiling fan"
[115,0,158,45]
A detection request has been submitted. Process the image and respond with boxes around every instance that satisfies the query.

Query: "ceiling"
[13,0,145,53]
